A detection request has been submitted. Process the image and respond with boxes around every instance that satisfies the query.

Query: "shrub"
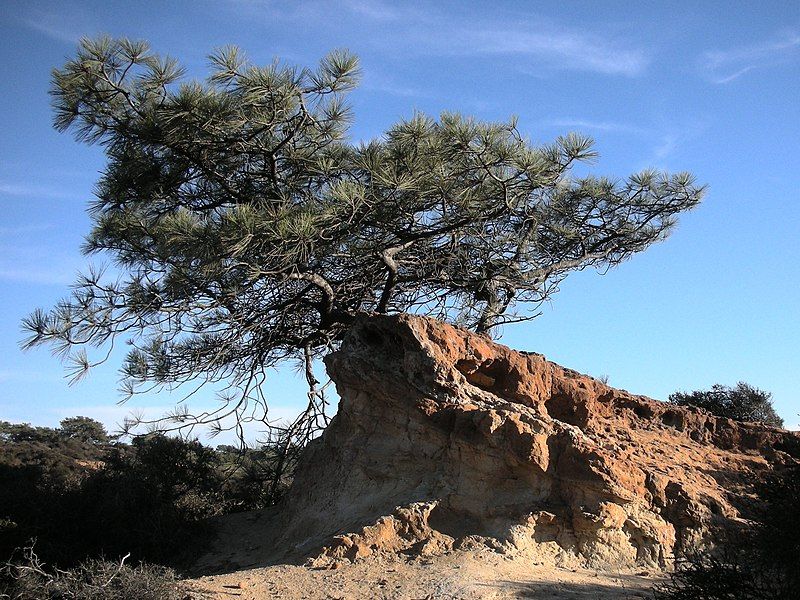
[654,549,790,600]
[756,465,800,582]
[654,465,800,600]
[215,441,298,509]
[1,423,289,571]
[0,547,182,600]
[668,382,783,427]
[0,431,219,568]
[0,422,111,563]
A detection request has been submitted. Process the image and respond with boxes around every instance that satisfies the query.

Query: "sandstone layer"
[208,314,800,572]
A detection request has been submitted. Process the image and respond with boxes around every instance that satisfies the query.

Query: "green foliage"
[0,421,106,496]
[0,422,286,570]
[22,36,705,437]
[654,465,800,600]
[668,382,784,427]
[215,443,294,509]
[654,550,791,600]
[0,422,60,445]
[59,416,109,444]
[1,547,182,600]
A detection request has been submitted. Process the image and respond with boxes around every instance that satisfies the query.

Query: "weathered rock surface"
[207,314,800,572]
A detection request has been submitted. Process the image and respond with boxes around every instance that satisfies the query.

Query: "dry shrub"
[654,465,800,600]
[0,546,182,600]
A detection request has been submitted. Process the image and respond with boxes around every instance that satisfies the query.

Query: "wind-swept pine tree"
[23,37,705,444]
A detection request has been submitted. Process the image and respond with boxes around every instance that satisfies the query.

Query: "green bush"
[668,382,783,427]
[215,442,297,510]
[1,422,290,571]
[0,421,111,563]
[0,433,229,567]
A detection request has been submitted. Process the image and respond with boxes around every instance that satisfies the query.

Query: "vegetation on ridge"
[669,382,783,427]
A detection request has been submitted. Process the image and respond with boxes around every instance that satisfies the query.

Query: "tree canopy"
[669,382,784,427]
[59,416,109,444]
[23,37,705,440]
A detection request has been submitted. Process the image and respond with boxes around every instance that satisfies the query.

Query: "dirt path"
[185,550,658,599]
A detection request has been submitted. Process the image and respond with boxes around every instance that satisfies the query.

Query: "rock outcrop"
[225,314,800,570]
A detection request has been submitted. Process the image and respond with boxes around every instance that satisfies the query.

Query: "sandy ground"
[184,550,658,599]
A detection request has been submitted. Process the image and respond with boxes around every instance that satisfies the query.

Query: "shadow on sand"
[474,573,654,599]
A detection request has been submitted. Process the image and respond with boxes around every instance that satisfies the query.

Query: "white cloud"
[341,0,403,21]
[643,120,708,168]
[653,133,680,161]
[0,370,61,384]
[0,182,85,200]
[701,30,800,84]
[223,2,648,77]
[361,75,431,99]
[227,0,414,22]
[711,66,755,84]
[51,403,177,435]
[48,400,328,446]
[541,118,707,167]
[19,3,105,46]
[460,28,648,76]
[544,119,649,136]
[22,13,86,44]
[0,223,54,236]
[0,237,86,286]
[0,267,74,286]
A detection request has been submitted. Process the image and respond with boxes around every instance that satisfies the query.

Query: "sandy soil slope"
[184,550,658,599]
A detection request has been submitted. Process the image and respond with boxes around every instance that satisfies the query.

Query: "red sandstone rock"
[212,314,800,571]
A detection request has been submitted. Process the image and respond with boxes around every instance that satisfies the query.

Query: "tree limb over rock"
[22,37,705,440]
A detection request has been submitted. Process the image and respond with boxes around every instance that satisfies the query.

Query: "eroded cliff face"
[269,314,799,569]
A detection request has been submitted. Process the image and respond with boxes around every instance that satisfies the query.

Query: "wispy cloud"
[0,223,54,236]
[652,133,680,161]
[0,182,85,200]
[712,66,755,84]
[340,0,403,21]
[0,243,84,287]
[458,28,648,76]
[645,120,709,168]
[224,2,648,77]
[21,10,90,44]
[544,117,707,168]
[361,75,431,99]
[228,0,414,22]
[0,370,60,384]
[50,402,314,444]
[52,404,178,436]
[24,23,77,44]
[543,119,649,136]
[701,29,800,83]
[0,267,74,286]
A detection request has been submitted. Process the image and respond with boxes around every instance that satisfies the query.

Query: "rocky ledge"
[226,314,800,570]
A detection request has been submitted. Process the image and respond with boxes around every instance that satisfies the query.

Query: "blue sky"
[1,1,798,441]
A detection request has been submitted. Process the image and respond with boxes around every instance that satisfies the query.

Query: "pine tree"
[23,37,705,442]
[59,416,109,444]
